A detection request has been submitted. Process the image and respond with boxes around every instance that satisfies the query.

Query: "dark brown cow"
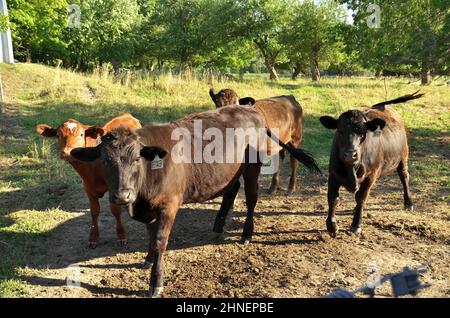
[319,92,424,237]
[36,113,142,247]
[71,105,319,296]
[209,88,310,193]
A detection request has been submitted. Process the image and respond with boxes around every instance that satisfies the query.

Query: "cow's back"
[103,113,142,132]
[254,95,302,144]
[137,106,266,203]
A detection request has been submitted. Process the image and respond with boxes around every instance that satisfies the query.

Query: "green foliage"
[235,0,292,79]
[282,0,348,79]
[138,0,253,71]
[64,0,141,69]
[3,0,449,81]
[343,0,450,80]
[0,13,9,31]
[7,0,69,62]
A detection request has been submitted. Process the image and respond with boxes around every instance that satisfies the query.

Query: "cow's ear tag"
[151,155,164,170]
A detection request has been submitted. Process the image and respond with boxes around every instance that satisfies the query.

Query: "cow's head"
[209,88,256,108]
[70,127,168,206]
[320,110,385,166]
[36,120,104,160]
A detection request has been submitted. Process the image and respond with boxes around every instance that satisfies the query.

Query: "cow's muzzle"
[111,189,135,205]
[343,150,358,165]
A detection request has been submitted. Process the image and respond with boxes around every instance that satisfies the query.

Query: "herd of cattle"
[35,89,424,297]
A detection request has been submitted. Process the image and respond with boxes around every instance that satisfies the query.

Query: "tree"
[64,0,141,70]
[191,0,255,72]
[138,0,254,73]
[343,0,450,84]
[236,0,291,80]
[283,0,347,81]
[7,0,69,63]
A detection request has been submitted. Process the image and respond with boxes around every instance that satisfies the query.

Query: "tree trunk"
[265,60,278,81]
[292,63,303,80]
[25,49,31,63]
[157,59,164,72]
[310,58,320,81]
[111,58,120,76]
[375,69,382,78]
[420,63,431,85]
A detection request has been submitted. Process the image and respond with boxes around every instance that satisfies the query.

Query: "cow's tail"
[371,91,425,109]
[266,129,321,174]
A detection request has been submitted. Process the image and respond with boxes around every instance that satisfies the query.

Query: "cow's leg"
[242,164,261,244]
[397,160,413,211]
[148,204,177,297]
[110,203,127,247]
[213,180,240,234]
[268,149,284,194]
[287,153,299,193]
[86,192,101,249]
[350,177,375,234]
[326,174,340,238]
[142,220,157,269]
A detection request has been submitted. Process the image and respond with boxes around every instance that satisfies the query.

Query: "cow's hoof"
[141,261,153,269]
[268,187,277,195]
[326,220,339,238]
[241,237,251,245]
[212,221,225,235]
[404,204,414,212]
[287,187,296,194]
[212,231,223,241]
[349,227,362,235]
[88,242,97,249]
[116,239,128,248]
[149,287,164,298]
[327,230,338,238]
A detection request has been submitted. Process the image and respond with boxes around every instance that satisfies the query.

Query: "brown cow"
[209,88,311,193]
[209,88,256,108]
[71,105,319,296]
[319,92,424,237]
[36,113,142,248]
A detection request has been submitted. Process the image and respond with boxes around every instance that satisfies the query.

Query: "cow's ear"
[239,97,256,106]
[140,146,168,161]
[36,124,57,137]
[70,147,101,162]
[320,116,338,129]
[85,126,105,139]
[366,118,386,132]
[209,88,218,105]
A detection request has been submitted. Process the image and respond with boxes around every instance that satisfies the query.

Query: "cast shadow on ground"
[14,205,325,296]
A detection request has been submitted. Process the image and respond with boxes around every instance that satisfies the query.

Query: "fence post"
[0,0,14,64]
[0,74,3,114]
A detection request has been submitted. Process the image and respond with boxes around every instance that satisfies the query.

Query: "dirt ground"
[18,171,449,298]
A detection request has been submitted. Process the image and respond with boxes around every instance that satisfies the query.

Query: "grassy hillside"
[0,63,449,297]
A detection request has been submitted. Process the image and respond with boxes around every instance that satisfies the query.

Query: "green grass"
[0,63,449,297]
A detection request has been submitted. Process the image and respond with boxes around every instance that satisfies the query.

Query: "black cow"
[319,91,424,237]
